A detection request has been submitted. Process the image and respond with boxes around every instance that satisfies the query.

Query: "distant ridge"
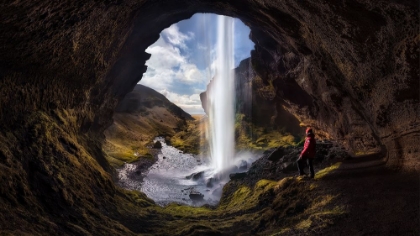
[116,84,193,120]
[104,84,195,166]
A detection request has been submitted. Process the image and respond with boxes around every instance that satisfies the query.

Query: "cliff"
[200,58,305,149]
[0,0,418,234]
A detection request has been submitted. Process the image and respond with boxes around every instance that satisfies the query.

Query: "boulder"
[189,191,204,202]
[152,141,162,149]
[206,177,218,188]
[186,171,204,180]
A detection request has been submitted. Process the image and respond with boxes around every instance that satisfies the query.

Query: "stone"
[152,141,162,149]
[239,160,248,171]
[186,171,204,181]
[268,147,285,162]
[229,172,247,180]
[189,191,204,202]
[0,0,418,233]
[206,177,218,188]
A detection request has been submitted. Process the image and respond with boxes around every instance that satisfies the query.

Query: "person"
[297,127,316,178]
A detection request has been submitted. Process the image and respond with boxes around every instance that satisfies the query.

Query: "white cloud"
[140,22,211,104]
[158,89,205,114]
[139,14,254,115]
[162,24,194,49]
[178,105,205,114]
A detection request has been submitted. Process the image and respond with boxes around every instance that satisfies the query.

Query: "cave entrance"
[105,11,305,206]
[105,13,275,206]
[139,13,254,115]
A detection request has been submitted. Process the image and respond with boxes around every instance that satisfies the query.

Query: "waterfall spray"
[207,16,235,174]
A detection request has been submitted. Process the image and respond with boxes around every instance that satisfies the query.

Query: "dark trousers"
[297,157,314,177]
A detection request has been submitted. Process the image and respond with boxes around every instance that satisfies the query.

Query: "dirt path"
[317,154,420,235]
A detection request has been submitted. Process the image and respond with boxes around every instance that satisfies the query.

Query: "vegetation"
[149,166,346,235]
[0,108,347,235]
[235,112,299,151]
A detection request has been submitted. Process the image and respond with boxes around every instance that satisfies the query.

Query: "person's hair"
[306,127,314,135]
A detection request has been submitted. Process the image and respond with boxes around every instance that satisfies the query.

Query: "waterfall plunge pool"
[117,137,259,206]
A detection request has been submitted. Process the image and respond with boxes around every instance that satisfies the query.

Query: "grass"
[314,162,342,180]
[151,163,346,235]
[235,113,299,151]
[0,108,347,235]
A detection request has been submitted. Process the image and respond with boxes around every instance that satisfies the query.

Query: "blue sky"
[139,14,254,114]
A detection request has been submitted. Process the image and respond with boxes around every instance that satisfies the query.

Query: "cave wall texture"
[0,0,418,233]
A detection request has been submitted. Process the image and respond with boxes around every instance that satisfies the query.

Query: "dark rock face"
[1,0,417,164]
[229,172,247,180]
[201,58,304,137]
[0,0,418,234]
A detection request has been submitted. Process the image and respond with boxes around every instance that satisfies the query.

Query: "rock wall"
[200,58,304,137]
[1,0,418,166]
[0,0,418,233]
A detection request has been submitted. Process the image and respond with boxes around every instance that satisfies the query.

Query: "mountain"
[104,84,198,166]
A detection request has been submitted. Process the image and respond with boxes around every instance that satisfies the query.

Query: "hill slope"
[104,84,198,166]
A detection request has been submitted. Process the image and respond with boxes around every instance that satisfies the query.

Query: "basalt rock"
[0,0,418,234]
[152,141,163,149]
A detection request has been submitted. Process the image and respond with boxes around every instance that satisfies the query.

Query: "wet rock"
[281,162,295,172]
[152,141,162,149]
[239,160,248,171]
[189,191,204,201]
[229,172,247,180]
[268,147,286,162]
[186,171,204,180]
[206,177,217,188]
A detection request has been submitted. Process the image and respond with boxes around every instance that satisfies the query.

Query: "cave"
[0,0,418,235]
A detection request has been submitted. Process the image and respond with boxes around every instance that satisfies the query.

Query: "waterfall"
[207,15,235,174]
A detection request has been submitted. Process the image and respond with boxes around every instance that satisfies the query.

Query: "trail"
[317,153,420,235]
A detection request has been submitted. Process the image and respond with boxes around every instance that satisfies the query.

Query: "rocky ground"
[212,144,419,235]
[0,1,418,235]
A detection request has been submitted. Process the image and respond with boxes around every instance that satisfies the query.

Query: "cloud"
[140,24,209,114]
[162,24,194,49]
[159,90,204,114]
[139,14,254,115]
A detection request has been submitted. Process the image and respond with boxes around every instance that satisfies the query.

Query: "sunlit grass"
[314,162,341,179]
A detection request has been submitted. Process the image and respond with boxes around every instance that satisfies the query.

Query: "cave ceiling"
[0,0,418,167]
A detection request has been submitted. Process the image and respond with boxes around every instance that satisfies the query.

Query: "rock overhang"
[0,0,418,166]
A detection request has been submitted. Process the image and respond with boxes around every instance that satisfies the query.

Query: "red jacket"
[301,134,316,158]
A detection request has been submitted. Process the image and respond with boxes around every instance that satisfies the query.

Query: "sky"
[138,14,254,114]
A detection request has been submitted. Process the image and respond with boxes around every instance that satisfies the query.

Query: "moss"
[163,204,212,217]
[235,114,299,151]
[108,152,139,163]
[314,162,341,180]
[296,219,312,229]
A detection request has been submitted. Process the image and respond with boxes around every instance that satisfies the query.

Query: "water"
[207,15,236,175]
[117,16,254,206]
[118,137,257,206]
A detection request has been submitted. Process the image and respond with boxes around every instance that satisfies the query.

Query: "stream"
[117,137,258,206]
